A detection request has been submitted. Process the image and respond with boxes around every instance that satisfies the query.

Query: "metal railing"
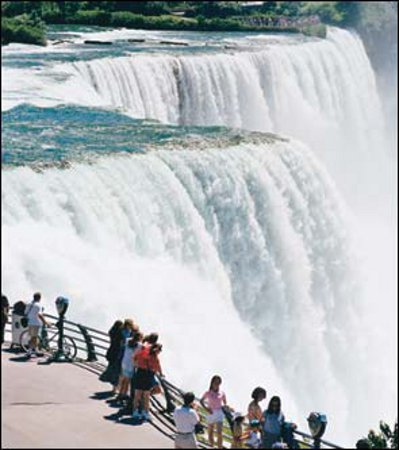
[3,309,341,449]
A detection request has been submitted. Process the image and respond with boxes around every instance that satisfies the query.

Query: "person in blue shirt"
[262,396,285,448]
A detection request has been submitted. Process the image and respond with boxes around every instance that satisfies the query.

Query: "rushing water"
[2,26,397,444]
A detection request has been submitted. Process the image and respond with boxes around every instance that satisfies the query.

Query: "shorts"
[135,368,154,391]
[28,325,40,337]
[207,409,224,425]
[175,433,197,449]
[122,367,134,379]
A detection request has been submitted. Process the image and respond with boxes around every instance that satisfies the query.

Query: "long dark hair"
[109,320,123,336]
[209,375,222,392]
[266,396,281,414]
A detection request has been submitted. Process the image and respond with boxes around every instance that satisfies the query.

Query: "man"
[1,294,9,346]
[25,292,49,358]
[173,392,201,449]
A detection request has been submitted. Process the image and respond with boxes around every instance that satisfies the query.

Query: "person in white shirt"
[173,392,201,449]
[25,292,49,357]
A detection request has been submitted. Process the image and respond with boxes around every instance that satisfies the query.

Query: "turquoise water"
[2,104,282,166]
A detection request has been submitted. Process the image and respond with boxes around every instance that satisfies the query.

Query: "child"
[231,413,248,449]
[200,375,228,449]
[246,419,262,449]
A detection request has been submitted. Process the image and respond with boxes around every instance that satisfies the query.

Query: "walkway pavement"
[1,349,173,448]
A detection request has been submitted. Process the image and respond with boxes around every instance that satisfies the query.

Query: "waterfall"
[2,136,376,441]
[69,27,387,204]
[2,24,396,444]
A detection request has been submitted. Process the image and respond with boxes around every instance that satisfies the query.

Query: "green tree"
[359,421,398,449]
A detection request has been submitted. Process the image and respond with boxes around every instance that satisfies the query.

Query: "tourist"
[248,387,267,422]
[121,318,135,343]
[246,419,262,449]
[25,292,50,358]
[262,396,286,448]
[142,333,162,394]
[173,392,201,449]
[231,412,247,449]
[99,320,124,393]
[133,342,164,422]
[116,331,143,404]
[1,294,9,346]
[200,375,227,448]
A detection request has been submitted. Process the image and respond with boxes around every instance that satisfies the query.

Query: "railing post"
[156,375,176,414]
[77,324,97,362]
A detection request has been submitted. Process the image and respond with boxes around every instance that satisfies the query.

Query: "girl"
[200,375,227,448]
[248,387,267,422]
[133,342,164,422]
[231,413,248,449]
[262,396,285,449]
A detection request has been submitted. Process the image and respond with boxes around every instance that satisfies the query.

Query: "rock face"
[355,2,397,143]
[84,40,113,45]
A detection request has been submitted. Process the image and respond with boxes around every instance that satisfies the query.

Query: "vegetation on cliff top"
[1,2,395,46]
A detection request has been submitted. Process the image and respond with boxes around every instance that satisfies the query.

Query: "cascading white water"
[2,137,370,441]
[69,27,387,201]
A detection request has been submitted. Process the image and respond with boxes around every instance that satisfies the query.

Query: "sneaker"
[132,410,142,420]
[141,411,151,422]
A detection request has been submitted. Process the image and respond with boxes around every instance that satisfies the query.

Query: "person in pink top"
[200,375,227,448]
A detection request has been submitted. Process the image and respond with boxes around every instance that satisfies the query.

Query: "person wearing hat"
[173,392,201,449]
[232,412,248,449]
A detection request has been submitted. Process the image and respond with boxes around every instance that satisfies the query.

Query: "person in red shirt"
[132,342,164,422]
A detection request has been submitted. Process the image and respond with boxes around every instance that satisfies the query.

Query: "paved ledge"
[1,350,173,449]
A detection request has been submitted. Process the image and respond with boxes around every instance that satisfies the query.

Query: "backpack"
[21,302,35,328]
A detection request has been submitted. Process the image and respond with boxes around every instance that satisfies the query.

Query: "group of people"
[174,376,296,449]
[99,319,164,423]
[100,319,297,449]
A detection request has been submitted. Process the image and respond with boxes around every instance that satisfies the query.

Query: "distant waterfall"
[70,27,387,202]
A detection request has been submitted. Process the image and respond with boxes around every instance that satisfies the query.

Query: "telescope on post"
[307,412,327,448]
[46,296,72,363]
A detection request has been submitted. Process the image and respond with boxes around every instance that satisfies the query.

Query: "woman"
[248,387,267,422]
[121,318,135,343]
[142,333,162,395]
[116,331,143,403]
[99,320,123,393]
[262,396,285,449]
[132,342,164,422]
[200,375,227,449]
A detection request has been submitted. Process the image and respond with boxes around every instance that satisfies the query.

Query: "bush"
[2,15,46,46]
[69,10,111,26]
[299,2,344,25]
[111,12,195,30]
